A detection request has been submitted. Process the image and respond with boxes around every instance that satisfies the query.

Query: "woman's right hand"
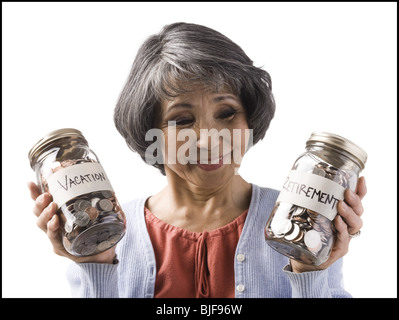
[28,181,116,264]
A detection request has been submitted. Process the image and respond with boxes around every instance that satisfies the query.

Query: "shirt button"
[237,284,245,292]
[237,254,245,262]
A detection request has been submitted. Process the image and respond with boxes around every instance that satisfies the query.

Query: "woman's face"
[158,85,251,188]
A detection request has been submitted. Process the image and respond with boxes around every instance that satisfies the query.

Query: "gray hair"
[114,22,276,175]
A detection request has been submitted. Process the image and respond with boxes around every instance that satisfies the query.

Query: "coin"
[91,197,101,208]
[100,214,120,224]
[108,233,122,244]
[61,159,76,168]
[292,206,307,217]
[284,223,302,242]
[85,206,99,221]
[74,199,91,212]
[313,166,325,177]
[101,190,113,198]
[78,242,98,256]
[96,240,112,252]
[66,225,81,240]
[271,218,293,236]
[98,199,113,211]
[97,229,110,242]
[73,211,90,227]
[292,215,307,223]
[304,230,322,253]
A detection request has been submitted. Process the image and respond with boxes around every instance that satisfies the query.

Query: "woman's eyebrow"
[165,103,193,115]
[213,95,240,103]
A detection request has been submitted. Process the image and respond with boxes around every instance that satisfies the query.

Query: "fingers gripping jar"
[264,132,367,265]
[28,128,126,257]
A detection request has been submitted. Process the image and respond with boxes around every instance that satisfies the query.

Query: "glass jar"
[264,132,367,265]
[28,128,126,257]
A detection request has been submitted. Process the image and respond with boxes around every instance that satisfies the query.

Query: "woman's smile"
[196,154,225,171]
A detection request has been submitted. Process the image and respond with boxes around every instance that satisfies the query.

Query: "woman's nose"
[196,127,222,150]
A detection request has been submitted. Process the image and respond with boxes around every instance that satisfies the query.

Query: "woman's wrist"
[289,259,325,273]
[74,248,117,264]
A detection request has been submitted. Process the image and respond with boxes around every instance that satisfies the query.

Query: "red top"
[144,207,249,298]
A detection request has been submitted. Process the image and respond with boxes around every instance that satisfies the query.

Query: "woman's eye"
[175,118,194,126]
[218,110,237,120]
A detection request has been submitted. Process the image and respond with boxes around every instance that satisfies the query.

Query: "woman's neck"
[146,173,252,232]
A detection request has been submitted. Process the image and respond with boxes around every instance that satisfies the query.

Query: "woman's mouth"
[196,155,225,171]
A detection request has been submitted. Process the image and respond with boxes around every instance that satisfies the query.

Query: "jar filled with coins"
[28,128,126,257]
[264,132,367,265]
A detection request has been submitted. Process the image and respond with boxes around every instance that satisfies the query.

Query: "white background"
[2,2,397,298]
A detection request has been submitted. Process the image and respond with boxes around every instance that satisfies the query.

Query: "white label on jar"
[276,170,346,221]
[46,162,114,208]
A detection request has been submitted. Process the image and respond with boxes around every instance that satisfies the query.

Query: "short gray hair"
[114,22,276,175]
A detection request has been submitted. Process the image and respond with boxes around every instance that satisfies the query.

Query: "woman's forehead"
[162,82,237,101]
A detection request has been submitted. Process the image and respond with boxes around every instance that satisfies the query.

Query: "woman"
[28,22,367,298]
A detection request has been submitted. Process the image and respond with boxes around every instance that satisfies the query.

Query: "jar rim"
[28,128,86,169]
[306,131,367,170]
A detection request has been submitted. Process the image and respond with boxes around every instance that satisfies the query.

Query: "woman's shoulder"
[252,183,280,206]
[120,195,149,220]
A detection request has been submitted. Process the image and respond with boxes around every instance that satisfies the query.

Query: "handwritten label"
[277,170,345,220]
[46,162,114,208]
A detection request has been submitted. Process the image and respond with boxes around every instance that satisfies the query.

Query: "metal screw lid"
[28,128,86,169]
[306,131,368,170]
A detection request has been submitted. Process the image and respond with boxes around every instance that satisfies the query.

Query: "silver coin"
[101,190,113,198]
[100,214,119,224]
[292,207,307,217]
[97,230,110,242]
[74,199,91,212]
[313,167,325,177]
[78,242,98,256]
[98,199,113,211]
[74,211,90,227]
[96,240,112,252]
[271,218,293,236]
[91,197,101,208]
[304,230,322,253]
[292,215,307,224]
[108,233,122,244]
[284,223,301,241]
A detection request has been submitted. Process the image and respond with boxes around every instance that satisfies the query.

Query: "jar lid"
[306,131,368,170]
[28,128,86,169]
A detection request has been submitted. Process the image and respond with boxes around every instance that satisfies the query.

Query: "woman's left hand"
[290,176,367,273]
